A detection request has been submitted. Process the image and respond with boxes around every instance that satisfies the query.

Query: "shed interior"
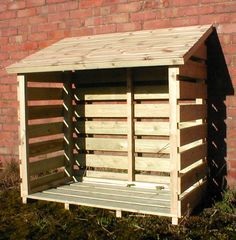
[7,25,214,224]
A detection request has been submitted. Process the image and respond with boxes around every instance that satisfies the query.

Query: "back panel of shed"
[7,25,213,224]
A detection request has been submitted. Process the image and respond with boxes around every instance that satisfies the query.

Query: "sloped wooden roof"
[7,25,213,74]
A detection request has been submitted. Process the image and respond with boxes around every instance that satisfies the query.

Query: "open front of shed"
[7,25,218,224]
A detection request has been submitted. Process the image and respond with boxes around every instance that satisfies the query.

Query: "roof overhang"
[6,25,214,74]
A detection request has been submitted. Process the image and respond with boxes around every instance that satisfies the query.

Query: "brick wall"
[0,0,235,186]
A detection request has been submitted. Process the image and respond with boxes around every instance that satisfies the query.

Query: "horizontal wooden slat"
[75,104,126,118]
[135,104,169,118]
[74,121,169,136]
[45,187,170,207]
[29,155,65,176]
[74,85,168,101]
[29,138,64,157]
[60,184,170,200]
[75,104,169,118]
[30,171,65,189]
[28,189,171,216]
[136,122,169,136]
[179,60,207,80]
[75,154,170,172]
[26,72,63,82]
[28,122,63,138]
[178,104,207,122]
[179,123,207,146]
[180,143,207,170]
[180,162,207,193]
[28,105,63,120]
[180,181,207,216]
[84,170,170,184]
[178,81,207,99]
[75,121,127,135]
[28,87,63,100]
[75,138,169,153]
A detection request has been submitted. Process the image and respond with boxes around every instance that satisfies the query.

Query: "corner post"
[18,74,30,203]
[168,67,181,224]
[63,72,74,178]
[127,68,135,182]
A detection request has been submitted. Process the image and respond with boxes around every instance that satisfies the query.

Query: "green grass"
[0,188,235,240]
[0,162,235,239]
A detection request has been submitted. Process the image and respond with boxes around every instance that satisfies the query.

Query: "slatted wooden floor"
[27,182,171,217]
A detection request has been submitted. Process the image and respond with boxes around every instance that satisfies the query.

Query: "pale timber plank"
[179,60,207,80]
[29,155,65,176]
[28,87,63,100]
[178,104,207,122]
[44,188,170,207]
[29,138,64,157]
[28,191,171,216]
[179,123,207,146]
[178,81,207,99]
[180,181,207,216]
[28,105,63,120]
[75,138,170,153]
[74,121,169,136]
[180,162,207,193]
[30,171,65,189]
[18,75,30,197]
[75,154,170,172]
[180,143,207,170]
[127,69,135,181]
[84,170,170,184]
[28,122,63,138]
[168,67,180,218]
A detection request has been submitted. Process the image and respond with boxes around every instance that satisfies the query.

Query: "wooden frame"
[9,25,214,225]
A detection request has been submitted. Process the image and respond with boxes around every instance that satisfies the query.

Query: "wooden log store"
[7,25,214,224]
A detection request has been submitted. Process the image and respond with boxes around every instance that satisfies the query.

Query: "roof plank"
[6,25,213,74]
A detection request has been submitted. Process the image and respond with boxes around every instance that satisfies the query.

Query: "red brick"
[0,53,9,61]
[215,3,236,13]
[112,2,142,13]
[9,51,29,61]
[26,0,46,7]
[48,29,70,39]
[117,22,142,32]
[36,4,57,14]
[85,16,105,26]
[48,11,70,22]
[30,16,48,24]
[143,19,171,29]
[130,11,157,22]
[28,32,48,41]
[46,0,67,3]
[227,128,236,138]
[70,9,93,19]
[38,39,57,49]
[222,44,236,55]
[93,24,116,35]
[0,11,16,20]
[2,124,18,132]
[199,14,230,25]
[218,23,236,34]
[0,85,11,93]
[22,42,38,51]
[107,13,129,24]
[229,160,236,169]
[2,107,17,116]
[8,1,26,10]
[169,0,199,7]
[17,8,36,18]
[79,0,103,9]
[70,28,93,37]
[171,16,199,27]
[56,2,78,11]
[33,23,58,33]
[1,28,17,37]
[0,3,7,12]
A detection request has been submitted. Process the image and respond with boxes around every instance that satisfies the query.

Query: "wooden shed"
[7,25,214,224]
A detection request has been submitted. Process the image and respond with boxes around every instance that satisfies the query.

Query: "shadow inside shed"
[6,24,230,224]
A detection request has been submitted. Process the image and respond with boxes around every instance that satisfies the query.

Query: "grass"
[0,161,235,240]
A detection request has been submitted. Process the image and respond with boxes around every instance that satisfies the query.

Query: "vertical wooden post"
[168,67,181,224]
[18,75,30,203]
[63,72,74,178]
[127,68,135,182]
